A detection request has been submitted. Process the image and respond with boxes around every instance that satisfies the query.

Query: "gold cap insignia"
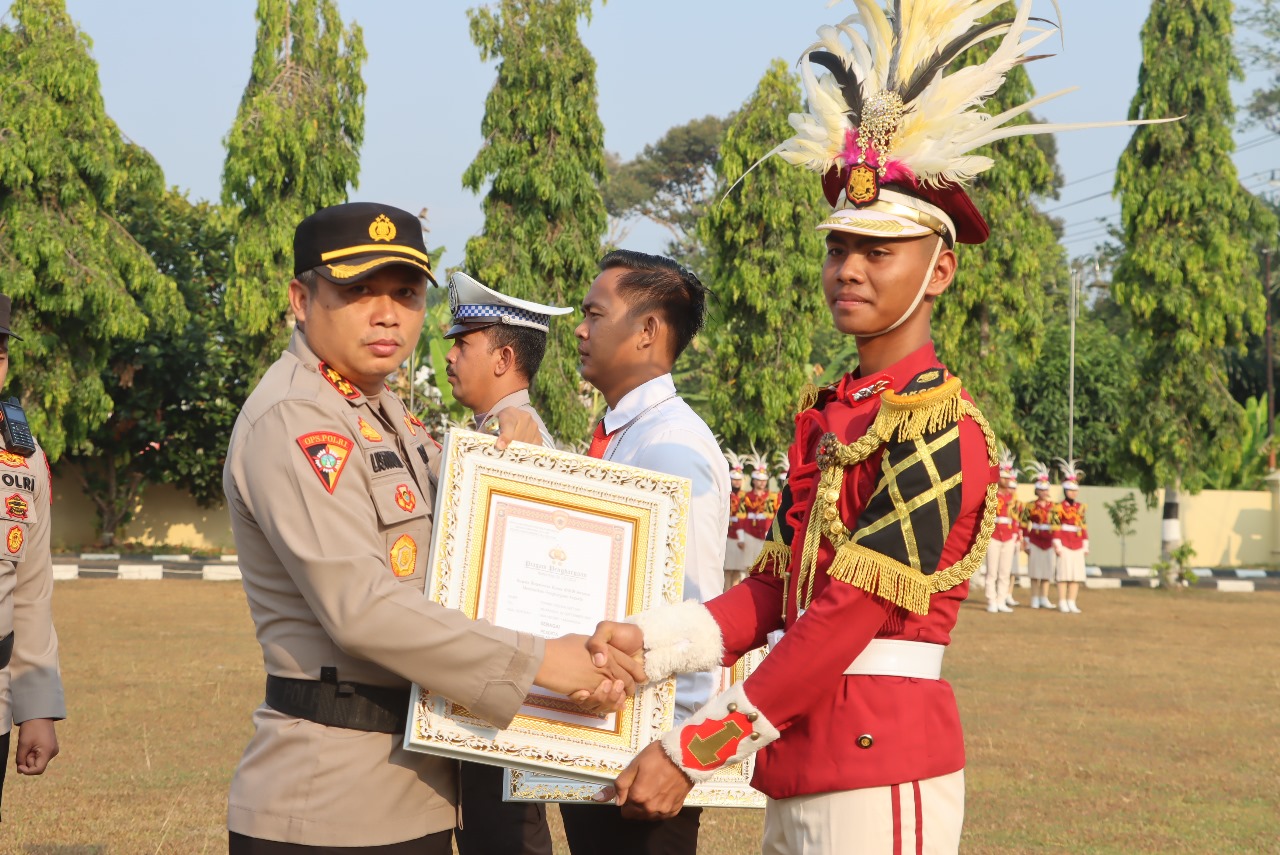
[847,163,880,206]
[369,214,397,242]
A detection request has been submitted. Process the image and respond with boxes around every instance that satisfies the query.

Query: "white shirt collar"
[601,374,676,435]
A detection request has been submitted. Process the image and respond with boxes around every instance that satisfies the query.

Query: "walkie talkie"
[0,397,37,457]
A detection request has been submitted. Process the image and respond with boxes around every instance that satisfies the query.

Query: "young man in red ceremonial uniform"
[580,3,1161,850]
[1022,462,1058,610]
[736,455,779,575]
[985,449,1023,613]
[723,452,749,589]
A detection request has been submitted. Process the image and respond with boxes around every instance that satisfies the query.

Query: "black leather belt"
[0,632,12,670]
[265,667,409,734]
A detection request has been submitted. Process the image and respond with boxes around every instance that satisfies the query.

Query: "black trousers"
[228,830,452,854]
[455,761,554,855]
[560,803,702,855]
[0,730,8,821]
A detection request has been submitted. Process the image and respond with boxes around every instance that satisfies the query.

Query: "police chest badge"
[394,483,417,513]
[357,417,383,443]
[296,431,355,494]
[390,534,417,577]
[5,493,28,520]
[6,524,23,554]
[0,450,29,469]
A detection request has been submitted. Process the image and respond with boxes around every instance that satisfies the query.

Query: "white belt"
[843,639,944,680]
[995,516,1013,525]
[1030,523,1052,531]
[746,513,769,520]
[1059,524,1081,533]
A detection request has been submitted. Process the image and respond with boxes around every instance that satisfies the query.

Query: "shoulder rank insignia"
[5,493,28,520]
[403,413,418,436]
[394,483,417,513]
[296,431,355,494]
[390,533,417,577]
[6,524,23,554]
[0,450,29,469]
[358,417,383,443]
[319,362,361,401]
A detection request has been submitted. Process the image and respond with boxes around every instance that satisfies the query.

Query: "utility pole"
[1068,263,1080,461]
[1266,247,1275,471]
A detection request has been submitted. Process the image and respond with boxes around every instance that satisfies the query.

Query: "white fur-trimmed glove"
[625,599,724,684]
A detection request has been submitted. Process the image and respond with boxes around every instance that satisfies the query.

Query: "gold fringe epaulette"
[797,383,820,413]
[748,541,791,579]
[828,542,932,615]
[873,375,965,444]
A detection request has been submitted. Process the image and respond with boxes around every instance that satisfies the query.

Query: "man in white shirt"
[562,250,729,855]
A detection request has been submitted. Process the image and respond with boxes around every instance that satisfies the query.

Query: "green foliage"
[1238,0,1280,130]
[1113,0,1276,494]
[697,60,826,452]
[463,0,607,442]
[65,189,252,543]
[934,15,1065,445]
[0,0,184,461]
[1009,311,1138,486]
[604,115,728,268]
[1105,492,1139,567]
[222,0,366,350]
[1200,394,1275,489]
[1154,541,1199,588]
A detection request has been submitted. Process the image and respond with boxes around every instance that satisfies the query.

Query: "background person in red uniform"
[1022,461,1058,610]
[736,452,779,573]
[985,448,1023,613]
[723,451,749,589]
[580,3,1164,850]
[1052,458,1089,614]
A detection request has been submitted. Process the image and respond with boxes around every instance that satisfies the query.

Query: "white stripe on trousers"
[760,769,964,855]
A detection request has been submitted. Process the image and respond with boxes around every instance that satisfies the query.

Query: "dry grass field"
[3,582,1278,854]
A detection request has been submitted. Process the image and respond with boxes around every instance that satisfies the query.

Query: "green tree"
[604,115,728,269]
[64,188,251,544]
[1112,0,1275,509]
[0,0,184,461]
[463,0,607,441]
[697,59,826,452]
[1104,492,1139,568]
[933,17,1065,445]
[222,0,366,357]
[1237,0,1280,130]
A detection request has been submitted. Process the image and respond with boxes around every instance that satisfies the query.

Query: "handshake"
[532,621,695,821]
[532,622,648,714]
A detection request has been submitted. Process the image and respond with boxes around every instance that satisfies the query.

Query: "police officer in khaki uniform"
[0,293,64,818]
[443,271,571,449]
[223,203,640,854]
[443,271,570,855]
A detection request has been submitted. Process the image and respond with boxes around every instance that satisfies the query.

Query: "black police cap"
[0,294,21,341]
[294,202,437,286]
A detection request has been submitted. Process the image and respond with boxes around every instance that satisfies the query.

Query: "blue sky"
[57,0,1278,269]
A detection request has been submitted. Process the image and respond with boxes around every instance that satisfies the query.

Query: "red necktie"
[587,420,612,458]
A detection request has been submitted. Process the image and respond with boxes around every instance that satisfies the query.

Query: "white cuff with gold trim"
[658,683,779,783]
[626,599,723,683]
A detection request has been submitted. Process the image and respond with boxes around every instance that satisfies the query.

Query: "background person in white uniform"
[563,249,729,855]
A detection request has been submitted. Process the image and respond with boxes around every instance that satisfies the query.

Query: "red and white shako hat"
[998,446,1019,484]
[763,1,1173,248]
[1056,458,1084,491]
[724,449,746,482]
[1027,459,1052,492]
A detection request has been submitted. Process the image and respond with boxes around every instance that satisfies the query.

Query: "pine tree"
[0,0,185,460]
[698,59,827,452]
[464,0,607,441]
[1113,0,1275,502]
[933,21,1065,445]
[222,0,366,349]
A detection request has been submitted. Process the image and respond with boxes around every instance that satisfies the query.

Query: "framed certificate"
[403,429,691,784]
[502,648,768,809]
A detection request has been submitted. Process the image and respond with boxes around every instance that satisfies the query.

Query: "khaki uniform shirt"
[223,330,544,847]
[0,436,64,733]
[471,388,554,446]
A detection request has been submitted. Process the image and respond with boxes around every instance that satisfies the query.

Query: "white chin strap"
[858,236,944,339]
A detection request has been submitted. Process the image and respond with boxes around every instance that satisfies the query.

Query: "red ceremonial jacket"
[738,489,779,540]
[1053,499,1088,550]
[727,490,745,538]
[1022,499,1055,550]
[701,344,996,799]
[992,491,1022,542]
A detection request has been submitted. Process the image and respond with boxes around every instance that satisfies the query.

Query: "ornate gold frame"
[502,649,767,809]
[403,430,691,783]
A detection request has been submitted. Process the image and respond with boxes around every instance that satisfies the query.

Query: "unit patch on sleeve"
[370,450,405,473]
[357,417,383,443]
[6,524,23,554]
[390,534,417,577]
[296,432,355,494]
[680,711,753,772]
[5,493,29,520]
[394,483,417,513]
[319,362,361,400]
[0,450,29,469]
